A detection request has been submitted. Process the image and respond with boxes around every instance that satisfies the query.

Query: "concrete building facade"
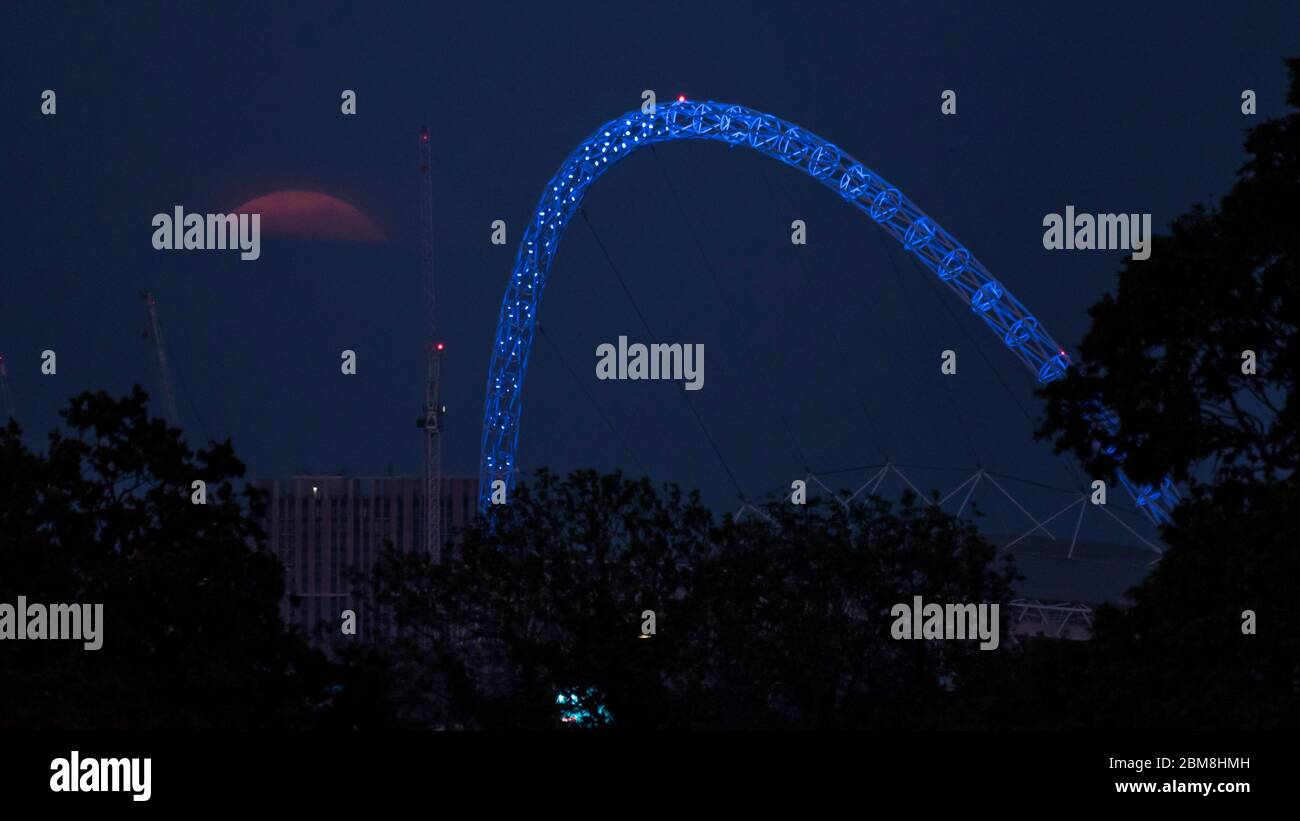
[254,475,479,640]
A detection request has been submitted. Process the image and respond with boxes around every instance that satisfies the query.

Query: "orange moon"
[231,190,385,244]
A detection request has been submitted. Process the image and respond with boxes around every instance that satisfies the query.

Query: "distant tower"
[140,290,180,427]
[417,127,445,559]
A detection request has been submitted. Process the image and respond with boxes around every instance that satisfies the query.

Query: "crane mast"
[140,290,180,427]
[418,126,444,560]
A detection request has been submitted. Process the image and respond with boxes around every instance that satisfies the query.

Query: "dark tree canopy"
[1038,58,1300,494]
[350,468,1019,730]
[0,387,334,729]
[1008,58,1300,730]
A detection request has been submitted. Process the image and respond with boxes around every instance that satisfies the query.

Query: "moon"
[231,190,385,244]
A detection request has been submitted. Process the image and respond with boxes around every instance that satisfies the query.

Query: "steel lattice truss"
[737,463,1164,556]
[1007,600,1095,639]
[479,100,1177,524]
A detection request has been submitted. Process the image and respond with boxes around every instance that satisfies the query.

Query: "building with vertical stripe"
[254,475,479,640]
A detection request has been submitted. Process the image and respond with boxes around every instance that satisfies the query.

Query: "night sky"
[4,2,1297,537]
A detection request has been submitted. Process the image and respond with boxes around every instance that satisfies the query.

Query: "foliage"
[1038,59,1300,494]
[0,387,339,729]
[1016,58,1300,729]
[350,468,1018,730]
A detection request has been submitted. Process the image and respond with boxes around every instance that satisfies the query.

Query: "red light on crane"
[436,342,445,351]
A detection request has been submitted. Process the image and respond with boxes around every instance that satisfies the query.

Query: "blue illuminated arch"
[479,100,1176,524]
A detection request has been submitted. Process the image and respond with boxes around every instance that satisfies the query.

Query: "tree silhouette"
[1038,58,1300,495]
[0,387,347,729]
[348,468,1019,729]
[1012,58,1300,730]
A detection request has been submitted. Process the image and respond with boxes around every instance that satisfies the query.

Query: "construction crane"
[417,126,445,560]
[0,353,13,420]
[140,290,180,427]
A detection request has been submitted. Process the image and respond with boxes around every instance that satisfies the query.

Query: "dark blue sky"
[3,2,1297,534]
